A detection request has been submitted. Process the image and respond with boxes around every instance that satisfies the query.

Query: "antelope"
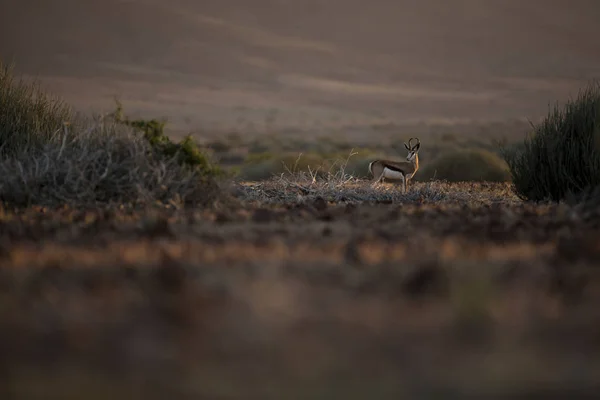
[368,137,421,193]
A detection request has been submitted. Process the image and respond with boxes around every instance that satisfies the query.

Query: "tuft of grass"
[0,61,73,156]
[238,152,332,181]
[501,81,600,202]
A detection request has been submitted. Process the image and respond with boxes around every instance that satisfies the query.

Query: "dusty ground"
[1,180,600,399]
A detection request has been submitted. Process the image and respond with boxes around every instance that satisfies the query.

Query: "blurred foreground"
[1,181,600,399]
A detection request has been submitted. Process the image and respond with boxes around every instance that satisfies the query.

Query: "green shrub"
[0,62,73,155]
[501,81,600,202]
[113,100,223,178]
[417,148,511,182]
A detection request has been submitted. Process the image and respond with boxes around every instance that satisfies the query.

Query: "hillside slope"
[2,0,599,134]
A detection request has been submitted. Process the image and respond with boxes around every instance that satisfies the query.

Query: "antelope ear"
[413,143,421,151]
[404,142,410,150]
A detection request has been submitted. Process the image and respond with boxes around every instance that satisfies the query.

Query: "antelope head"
[404,137,421,162]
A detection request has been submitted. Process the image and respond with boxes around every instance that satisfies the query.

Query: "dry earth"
[1,180,600,399]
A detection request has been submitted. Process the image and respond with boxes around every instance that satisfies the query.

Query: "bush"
[0,62,73,156]
[0,114,221,208]
[501,81,600,202]
[113,100,223,178]
[0,64,222,208]
[417,148,511,182]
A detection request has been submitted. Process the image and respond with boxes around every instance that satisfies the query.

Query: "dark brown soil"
[1,181,600,399]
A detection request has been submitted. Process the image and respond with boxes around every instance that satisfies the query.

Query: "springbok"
[368,137,421,193]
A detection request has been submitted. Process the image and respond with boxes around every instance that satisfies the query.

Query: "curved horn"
[407,137,414,148]
[411,137,420,150]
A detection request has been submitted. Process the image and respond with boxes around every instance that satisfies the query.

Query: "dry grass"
[1,179,600,399]
[0,115,222,208]
[236,173,518,206]
[0,62,72,156]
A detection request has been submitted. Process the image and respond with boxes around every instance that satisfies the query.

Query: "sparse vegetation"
[502,81,600,202]
[205,130,522,183]
[239,152,331,181]
[237,175,517,206]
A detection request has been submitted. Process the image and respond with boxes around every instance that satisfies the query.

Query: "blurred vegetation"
[204,130,521,184]
[501,81,600,202]
[417,148,511,183]
[236,150,375,181]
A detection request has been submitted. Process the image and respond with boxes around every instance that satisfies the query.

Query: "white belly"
[383,167,405,180]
